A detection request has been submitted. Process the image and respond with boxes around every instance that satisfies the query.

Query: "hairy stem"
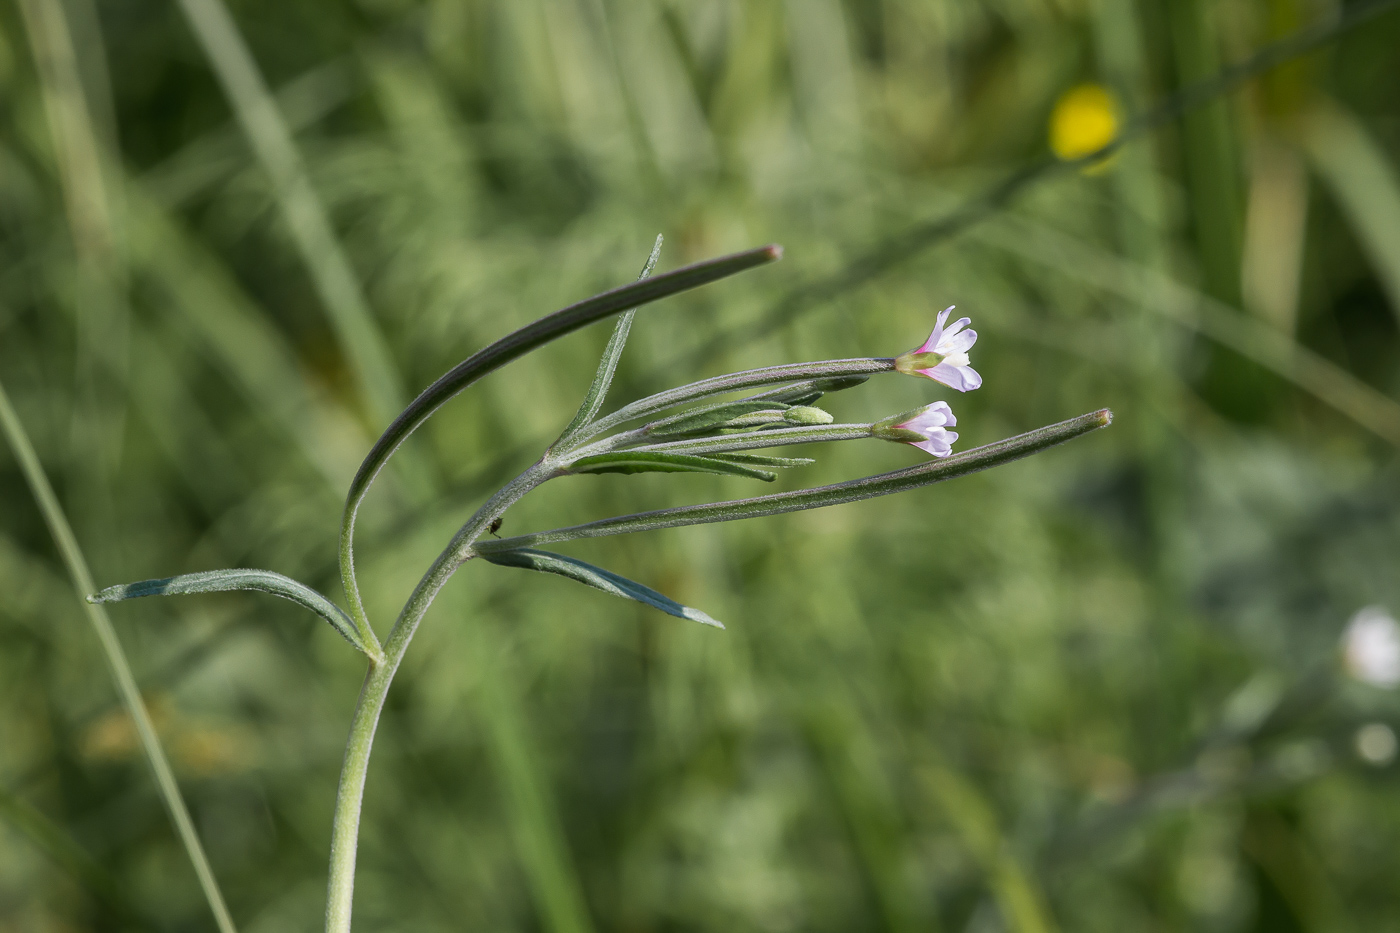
[326,460,558,933]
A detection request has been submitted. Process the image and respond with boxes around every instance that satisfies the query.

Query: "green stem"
[325,460,557,933]
[0,377,239,933]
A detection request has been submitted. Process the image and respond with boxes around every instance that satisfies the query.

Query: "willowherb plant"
[89,237,1110,932]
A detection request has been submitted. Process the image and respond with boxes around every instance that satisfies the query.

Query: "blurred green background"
[4,0,1400,930]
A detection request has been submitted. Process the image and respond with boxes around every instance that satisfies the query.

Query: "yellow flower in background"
[1049,84,1120,169]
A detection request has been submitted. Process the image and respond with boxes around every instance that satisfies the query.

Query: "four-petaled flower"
[892,402,958,458]
[895,306,982,392]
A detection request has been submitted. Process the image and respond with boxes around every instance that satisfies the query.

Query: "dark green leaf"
[569,451,778,481]
[480,548,722,628]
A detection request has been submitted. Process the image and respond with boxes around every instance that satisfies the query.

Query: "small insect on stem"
[488,517,504,538]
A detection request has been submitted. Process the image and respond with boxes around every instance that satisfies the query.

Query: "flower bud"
[718,409,790,429]
[782,406,834,426]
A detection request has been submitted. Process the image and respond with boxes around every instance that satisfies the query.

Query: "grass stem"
[0,377,238,933]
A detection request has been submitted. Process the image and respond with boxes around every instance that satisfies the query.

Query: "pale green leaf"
[90,568,375,658]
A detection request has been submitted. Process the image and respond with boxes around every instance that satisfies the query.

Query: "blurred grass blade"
[1299,100,1400,318]
[340,244,782,625]
[89,568,380,660]
[173,0,408,433]
[16,0,131,512]
[0,784,145,924]
[980,218,1400,446]
[467,621,598,933]
[124,185,363,491]
[552,234,664,450]
[568,450,778,481]
[481,548,723,628]
[1166,0,1244,308]
[476,411,1111,551]
[143,61,354,208]
[0,377,239,933]
[921,765,1060,933]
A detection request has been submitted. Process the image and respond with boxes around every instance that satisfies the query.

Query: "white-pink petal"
[919,362,982,392]
[940,326,977,355]
[911,431,957,458]
[915,306,958,354]
[895,402,959,458]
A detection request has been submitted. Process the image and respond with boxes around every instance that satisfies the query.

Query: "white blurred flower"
[886,401,959,458]
[895,306,982,392]
[1342,606,1400,688]
[1355,723,1397,766]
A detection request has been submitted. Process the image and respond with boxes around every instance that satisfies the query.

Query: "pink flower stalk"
[893,402,958,458]
[895,306,982,392]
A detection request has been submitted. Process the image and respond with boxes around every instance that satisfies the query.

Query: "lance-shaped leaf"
[341,244,783,628]
[552,235,665,451]
[568,451,779,481]
[748,374,872,406]
[89,569,379,660]
[645,400,792,439]
[481,548,723,628]
[708,453,815,468]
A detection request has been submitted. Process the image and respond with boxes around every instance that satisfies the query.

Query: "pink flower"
[892,402,958,458]
[895,306,982,392]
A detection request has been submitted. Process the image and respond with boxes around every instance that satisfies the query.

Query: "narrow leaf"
[749,374,872,406]
[90,569,376,658]
[553,235,665,450]
[709,453,815,468]
[481,548,723,628]
[569,451,778,481]
[645,400,792,439]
